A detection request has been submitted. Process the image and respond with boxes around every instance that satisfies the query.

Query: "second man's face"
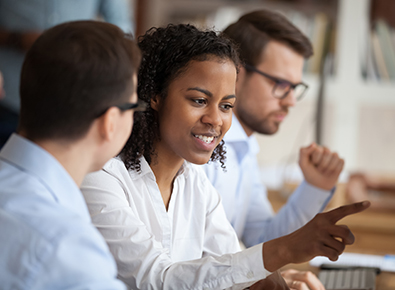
[234,40,305,136]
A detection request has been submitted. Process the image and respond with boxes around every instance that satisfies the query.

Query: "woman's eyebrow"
[187,87,212,97]
[223,94,236,100]
[187,87,236,100]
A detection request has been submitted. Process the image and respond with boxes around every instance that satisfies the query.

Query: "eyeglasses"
[97,99,147,117]
[244,64,308,101]
[115,99,147,112]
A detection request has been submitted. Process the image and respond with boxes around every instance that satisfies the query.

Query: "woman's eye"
[193,98,206,105]
[221,103,234,111]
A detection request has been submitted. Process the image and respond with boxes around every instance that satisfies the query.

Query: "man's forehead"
[257,40,305,80]
[259,40,303,63]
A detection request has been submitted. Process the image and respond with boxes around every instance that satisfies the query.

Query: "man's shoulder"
[0,179,95,246]
[1,156,43,186]
[0,196,115,289]
[0,158,104,257]
[0,207,55,289]
[0,156,54,210]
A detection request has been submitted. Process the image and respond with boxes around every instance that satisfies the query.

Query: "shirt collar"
[224,114,249,143]
[224,114,260,157]
[124,155,190,180]
[0,134,90,221]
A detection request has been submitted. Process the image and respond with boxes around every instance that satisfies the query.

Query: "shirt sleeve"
[81,169,271,290]
[98,0,134,33]
[243,159,334,247]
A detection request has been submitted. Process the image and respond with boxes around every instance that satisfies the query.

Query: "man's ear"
[150,95,161,112]
[97,107,119,142]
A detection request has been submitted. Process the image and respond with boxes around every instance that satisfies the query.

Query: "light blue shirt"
[0,0,133,111]
[203,115,334,247]
[0,134,125,290]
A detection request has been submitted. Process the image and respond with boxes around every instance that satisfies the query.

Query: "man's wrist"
[304,179,335,192]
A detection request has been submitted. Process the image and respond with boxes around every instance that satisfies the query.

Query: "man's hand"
[281,269,324,290]
[263,201,370,272]
[249,271,290,290]
[299,143,344,191]
[249,269,325,290]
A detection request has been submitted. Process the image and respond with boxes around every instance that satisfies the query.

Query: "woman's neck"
[149,146,184,210]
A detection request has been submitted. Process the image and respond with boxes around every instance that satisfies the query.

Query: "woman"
[81,24,368,290]
[82,24,268,289]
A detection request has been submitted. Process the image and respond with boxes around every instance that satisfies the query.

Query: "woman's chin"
[184,154,213,165]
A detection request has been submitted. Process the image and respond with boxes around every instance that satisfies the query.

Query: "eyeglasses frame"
[244,64,308,101]
[97,99,147,117]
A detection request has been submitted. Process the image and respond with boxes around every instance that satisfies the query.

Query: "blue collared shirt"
[203,114,334,247]
[0,134,125,290]
[0,0,133,111]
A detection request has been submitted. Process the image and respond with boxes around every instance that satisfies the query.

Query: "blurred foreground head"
[19,20,141,142]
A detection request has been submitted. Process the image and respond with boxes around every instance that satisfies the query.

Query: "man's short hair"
[223,9,313,66]
[19,20,141,141]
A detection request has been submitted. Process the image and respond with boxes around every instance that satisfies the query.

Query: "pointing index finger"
[326,201,370,224]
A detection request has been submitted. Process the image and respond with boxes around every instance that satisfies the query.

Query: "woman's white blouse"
[81,157,269,289]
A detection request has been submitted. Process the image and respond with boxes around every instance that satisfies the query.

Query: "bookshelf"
[138,0,395,183]
[326,0,395,175]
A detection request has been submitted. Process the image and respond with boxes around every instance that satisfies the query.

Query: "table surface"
[267,184,395,290]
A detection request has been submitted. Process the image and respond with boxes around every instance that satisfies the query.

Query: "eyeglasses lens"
[273,82,291,98]
[294,85,306,100]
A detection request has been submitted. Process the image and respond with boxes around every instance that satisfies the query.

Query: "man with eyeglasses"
[0,21,145,289]
[203,9,344,290]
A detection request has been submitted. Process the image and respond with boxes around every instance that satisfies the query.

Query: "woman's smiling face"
[151,57,237,165]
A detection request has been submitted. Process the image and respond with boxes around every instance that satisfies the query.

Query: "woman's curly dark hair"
[121,24,241,172]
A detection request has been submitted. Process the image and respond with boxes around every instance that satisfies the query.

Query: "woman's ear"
[150,95,161,112]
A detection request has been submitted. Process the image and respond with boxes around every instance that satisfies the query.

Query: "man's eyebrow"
[187,87,236,100]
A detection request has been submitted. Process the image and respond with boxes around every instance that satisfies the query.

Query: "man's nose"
[280,89,297,107]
